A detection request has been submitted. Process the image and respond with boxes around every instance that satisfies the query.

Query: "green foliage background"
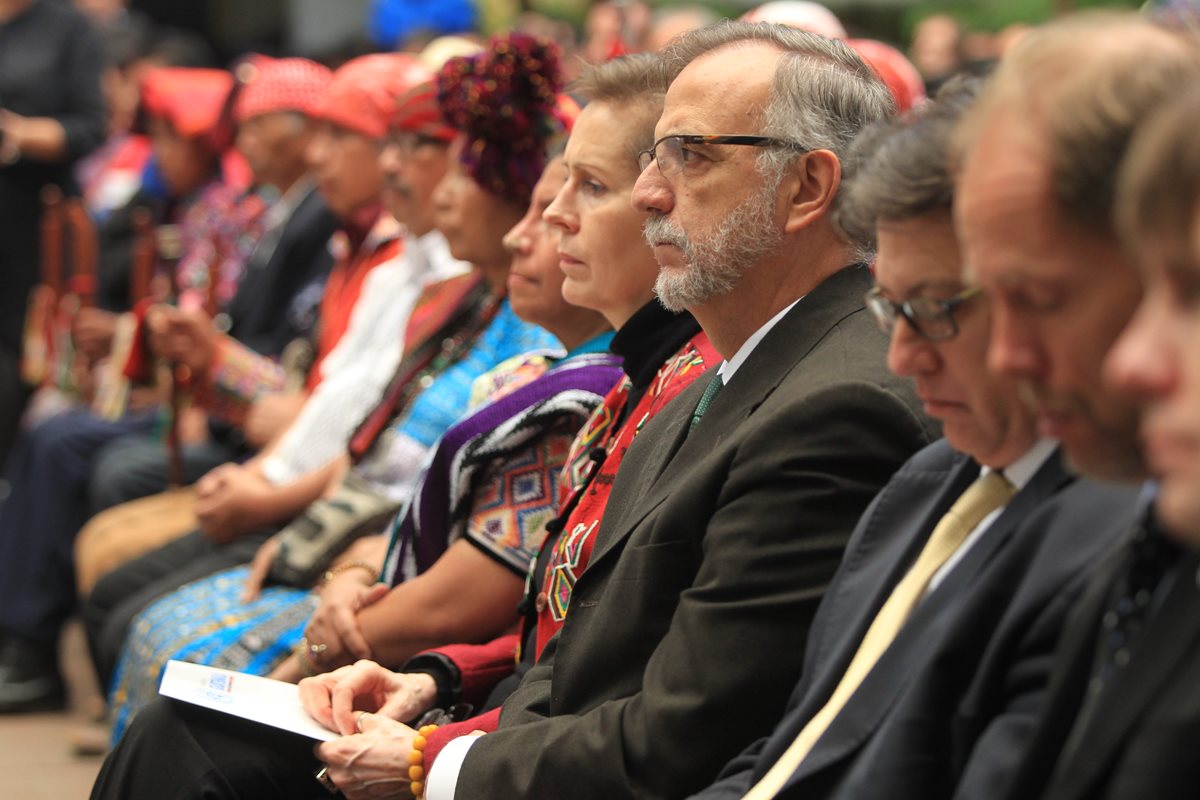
[481,0,1146,45]
[900,0,1140,35]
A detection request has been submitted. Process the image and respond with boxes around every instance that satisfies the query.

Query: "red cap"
[233,56,333,124]
[313,53,434,141]
[391,81,457,141]
[140,67,235,142]
[847,39,926,114]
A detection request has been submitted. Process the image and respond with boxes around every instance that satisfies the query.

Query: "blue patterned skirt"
[108,566,317,742]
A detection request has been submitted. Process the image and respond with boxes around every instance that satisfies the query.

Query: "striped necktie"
[689,373,724,433]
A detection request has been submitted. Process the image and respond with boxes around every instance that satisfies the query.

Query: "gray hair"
[836,76,981,252]
[656,21,895,249]
[571,53,665,163]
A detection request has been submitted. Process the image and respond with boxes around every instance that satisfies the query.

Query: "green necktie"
[689,373,724,433]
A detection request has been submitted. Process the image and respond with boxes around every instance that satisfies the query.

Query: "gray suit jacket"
[693,441,1140,800]
[455,264,938,799]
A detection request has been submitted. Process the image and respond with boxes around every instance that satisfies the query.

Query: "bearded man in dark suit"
[689,70,1142,800]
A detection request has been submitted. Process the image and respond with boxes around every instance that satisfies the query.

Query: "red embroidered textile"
[533,332,719,656]
[309,217,403,389]
[419,331,719,772]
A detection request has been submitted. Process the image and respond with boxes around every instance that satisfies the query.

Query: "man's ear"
[781,150,841,235]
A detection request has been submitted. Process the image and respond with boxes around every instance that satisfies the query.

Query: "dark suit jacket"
[224,185,338,358]
[693,443,1140,800]
[1004,521,1200,800]
[455,265,939,799]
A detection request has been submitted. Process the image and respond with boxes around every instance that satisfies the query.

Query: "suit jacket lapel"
[769,454,978,780]
[623,373,709,506]
[586,266,876,572]
[795,453,977,706]
[787,449,1071,783]
[919,449,1072,614]
[1052,550,1200,799]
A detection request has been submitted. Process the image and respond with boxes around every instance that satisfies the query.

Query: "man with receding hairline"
[689,75,1134,800]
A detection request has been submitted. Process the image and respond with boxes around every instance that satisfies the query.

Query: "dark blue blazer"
[1006,525,1200,800]
[694,440,1139,800]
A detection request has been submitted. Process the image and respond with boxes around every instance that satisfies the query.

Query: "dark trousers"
[0,346,30,475]
[0,408,154,644]
[88,432,240,513]
[84,528,271,691]
[92,697,326,799]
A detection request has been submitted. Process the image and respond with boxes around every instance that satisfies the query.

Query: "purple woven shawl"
[381,350,623,585]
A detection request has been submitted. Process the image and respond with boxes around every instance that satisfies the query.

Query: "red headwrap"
[391,81,457,142]
[847,39,927,114]
[139,67,235,146]
[312,53,435,141]
[233,56,333,124]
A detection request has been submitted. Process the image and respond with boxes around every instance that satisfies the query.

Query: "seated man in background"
[84,55,341,514]
[0,65,266,713]
[79,52,470,695]
[69,55,343,637]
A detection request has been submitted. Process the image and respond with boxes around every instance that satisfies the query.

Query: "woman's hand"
[301,571,389,669]
[300,660,438,734]
[315,712,417,799]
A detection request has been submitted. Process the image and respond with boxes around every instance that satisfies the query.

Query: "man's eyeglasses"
[864,284,983,341]
[637,134,805,179]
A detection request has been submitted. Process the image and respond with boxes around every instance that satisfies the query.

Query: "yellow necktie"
[741,470,1017,800]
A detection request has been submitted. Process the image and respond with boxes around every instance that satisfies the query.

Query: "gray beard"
[644,177,782,312]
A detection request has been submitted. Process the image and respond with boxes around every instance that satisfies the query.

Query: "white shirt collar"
[717,297,802,385]
[981,437,1058,490]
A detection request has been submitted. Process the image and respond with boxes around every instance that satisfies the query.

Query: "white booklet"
[158,659,338,741]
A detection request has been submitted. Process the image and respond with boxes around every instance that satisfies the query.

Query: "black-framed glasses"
[864,284,983,341]
[637,134,805,179]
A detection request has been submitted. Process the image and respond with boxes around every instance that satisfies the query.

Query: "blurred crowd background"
[53,0,1189,84]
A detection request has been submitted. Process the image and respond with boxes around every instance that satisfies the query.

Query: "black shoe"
[0,636,64,712]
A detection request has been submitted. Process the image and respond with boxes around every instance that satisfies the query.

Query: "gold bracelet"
[321,560,379,586]
[408,724,439,798]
